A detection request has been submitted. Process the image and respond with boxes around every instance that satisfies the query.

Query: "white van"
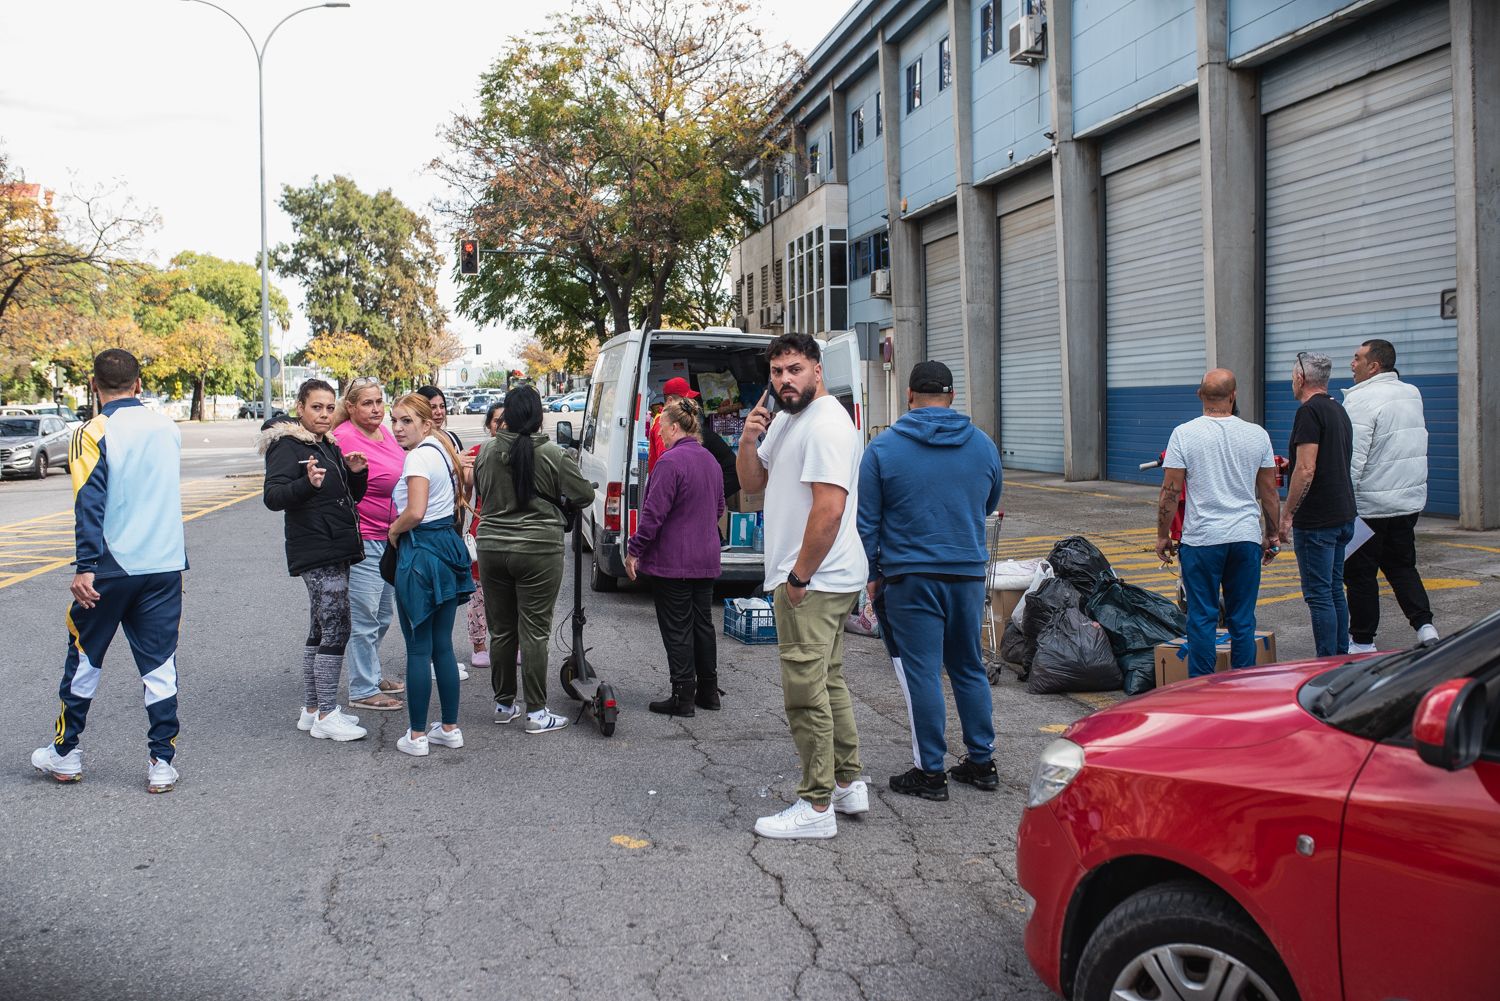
[558,327,863,591]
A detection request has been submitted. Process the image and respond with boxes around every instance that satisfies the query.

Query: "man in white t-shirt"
[1156,369,1282,679]
[736,333,869,840]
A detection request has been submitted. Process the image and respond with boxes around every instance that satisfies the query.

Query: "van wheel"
[1075,880,1298,1001]
[590,558,618,592]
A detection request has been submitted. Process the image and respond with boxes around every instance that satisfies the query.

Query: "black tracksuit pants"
[1344,512,1434,644]
[650,577,717,692]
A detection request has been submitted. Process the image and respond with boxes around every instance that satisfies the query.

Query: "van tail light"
[854,402,862,430]
[604,482,622,532]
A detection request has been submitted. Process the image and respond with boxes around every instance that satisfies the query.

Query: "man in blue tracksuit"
[857,361,1003,801]
[30,349,187,794]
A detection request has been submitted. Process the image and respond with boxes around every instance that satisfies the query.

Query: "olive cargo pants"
[771,585,862,806]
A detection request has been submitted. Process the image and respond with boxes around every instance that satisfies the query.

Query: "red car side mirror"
[1412,678,1488,772]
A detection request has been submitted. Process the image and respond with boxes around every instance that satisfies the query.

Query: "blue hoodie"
[857,407,1002,580]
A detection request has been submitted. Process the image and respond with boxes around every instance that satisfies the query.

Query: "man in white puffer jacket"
[1341,339,1438,652]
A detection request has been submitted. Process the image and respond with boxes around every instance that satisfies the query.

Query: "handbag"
[379,535,399,585]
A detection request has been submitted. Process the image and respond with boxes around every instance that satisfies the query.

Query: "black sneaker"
[949,756,999,791]
[889,766,949,801]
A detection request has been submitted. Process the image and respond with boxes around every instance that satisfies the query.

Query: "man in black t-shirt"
[1278,351,1357,657]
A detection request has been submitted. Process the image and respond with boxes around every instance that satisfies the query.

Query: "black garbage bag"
[1021,577,1080,668]
[1027,609,1122,694]
[1000,620,1029,680]
[1085,579,1187,696]
[1048,536,1117,602]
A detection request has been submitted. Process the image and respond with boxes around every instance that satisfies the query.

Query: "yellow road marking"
[1039,724,1069,733]
[610,835,651,850]
[1007,481,1154,503]
[1439,542,1500,555]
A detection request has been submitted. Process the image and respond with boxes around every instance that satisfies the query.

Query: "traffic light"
[459,238,479,276]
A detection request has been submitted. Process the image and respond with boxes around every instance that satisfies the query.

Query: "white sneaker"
[147,757,179,794]
[31,745,82,783]
[1348,641,1378,654]
[525,708,569,735]
[310,711,368,741]
[427,723,464,748]
[396,732,429,756]
[299,706,359,731]
[432,665,470,682]
[831,780,870,816]
[494,702,524,725]
[1417,624,1440,644]
[754,799,837,840]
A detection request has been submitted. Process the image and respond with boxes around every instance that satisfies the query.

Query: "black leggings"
[303,564,352,654]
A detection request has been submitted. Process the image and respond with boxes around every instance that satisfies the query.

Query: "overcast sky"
[0,0,849,369]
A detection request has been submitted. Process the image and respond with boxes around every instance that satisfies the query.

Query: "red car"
[1018,611,1500,1001]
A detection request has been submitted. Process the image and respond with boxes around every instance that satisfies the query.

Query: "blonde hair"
[391,392,471,523]
[334,378,383,428]
[661,397,703,440]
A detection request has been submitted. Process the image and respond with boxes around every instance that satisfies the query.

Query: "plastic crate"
[723,598,777,645]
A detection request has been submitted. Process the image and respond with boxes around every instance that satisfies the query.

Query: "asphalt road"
[0,413,1073,1001]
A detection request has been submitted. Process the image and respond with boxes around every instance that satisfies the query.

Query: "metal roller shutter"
[1263,47,1458,514]
[998,198,1063,473]
[1103,142,1206,483]
[923,235,967,413]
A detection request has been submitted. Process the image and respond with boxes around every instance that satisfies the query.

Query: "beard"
[778,382,817,415]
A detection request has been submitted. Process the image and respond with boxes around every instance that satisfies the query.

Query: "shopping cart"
[981,510,1006,681]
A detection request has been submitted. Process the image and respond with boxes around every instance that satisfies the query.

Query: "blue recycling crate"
[723,598,777,645]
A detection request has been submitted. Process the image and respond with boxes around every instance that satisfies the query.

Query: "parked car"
[0,415,72,479]
[548,391,588,413]
[464,393,501,414]
[1017,611,1500,1001]
[11,403,83,432]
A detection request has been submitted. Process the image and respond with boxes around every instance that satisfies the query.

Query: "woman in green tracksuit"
[473,386,595,735]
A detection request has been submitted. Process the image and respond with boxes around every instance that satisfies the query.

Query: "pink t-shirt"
[332,420,406,539]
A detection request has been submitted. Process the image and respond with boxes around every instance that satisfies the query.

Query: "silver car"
[0,415,72,479]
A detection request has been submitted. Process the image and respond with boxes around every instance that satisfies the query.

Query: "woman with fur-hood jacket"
[260,381,371,742]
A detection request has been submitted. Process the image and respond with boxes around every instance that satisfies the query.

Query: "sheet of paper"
[1345,517,1375,557]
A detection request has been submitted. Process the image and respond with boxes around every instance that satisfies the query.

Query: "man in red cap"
[648,376,699,474]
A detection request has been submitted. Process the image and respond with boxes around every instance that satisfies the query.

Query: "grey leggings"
[302,564,351,713]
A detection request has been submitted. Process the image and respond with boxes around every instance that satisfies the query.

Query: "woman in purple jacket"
[625,398,726,716]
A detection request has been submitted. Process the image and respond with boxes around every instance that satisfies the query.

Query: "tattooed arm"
[1155,467,1186,561]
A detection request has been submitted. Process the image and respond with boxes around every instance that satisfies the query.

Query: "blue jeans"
[346,539,395,701]
[1294,521,1356,657]
[1179,542,1262,678]
[874,575,994,773]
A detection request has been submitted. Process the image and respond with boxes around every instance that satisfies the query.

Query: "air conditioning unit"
[1008,11,1045,65]
[778,194,791,213]
[732,314,750,331]
[806,172,823,192]
[766,302,785,327]
[870,268,892,299]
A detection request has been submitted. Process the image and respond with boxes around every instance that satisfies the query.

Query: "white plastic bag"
[988,558,1045,592]
[1010,560,1055,628]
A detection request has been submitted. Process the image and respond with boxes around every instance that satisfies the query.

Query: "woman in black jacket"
[261,379,371,742]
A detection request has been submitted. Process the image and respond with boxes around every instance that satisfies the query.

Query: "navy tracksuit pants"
[875,574,995,773]
[54,571,182,763]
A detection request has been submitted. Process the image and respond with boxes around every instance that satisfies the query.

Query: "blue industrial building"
[727,0,1499,527]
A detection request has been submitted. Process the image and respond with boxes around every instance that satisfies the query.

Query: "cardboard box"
[736,490,764,513]
[980,589,1026,657]
[729,512,757,548]
[1154,630,1278,687]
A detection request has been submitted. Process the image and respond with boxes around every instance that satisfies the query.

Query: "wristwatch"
[787,569,811,589]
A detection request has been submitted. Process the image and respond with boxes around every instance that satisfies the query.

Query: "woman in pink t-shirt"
[331,378,408,712]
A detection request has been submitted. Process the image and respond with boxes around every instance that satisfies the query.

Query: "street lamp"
[180,0,350,417]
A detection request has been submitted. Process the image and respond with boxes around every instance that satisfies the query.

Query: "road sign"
[460,367,471,383]
[254,355,283,379]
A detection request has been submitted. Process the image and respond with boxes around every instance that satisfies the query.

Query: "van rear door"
[819,330,865,439]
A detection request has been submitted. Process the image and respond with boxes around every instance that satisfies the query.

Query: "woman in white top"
[387,393,475,757]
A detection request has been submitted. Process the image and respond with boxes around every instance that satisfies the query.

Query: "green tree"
[134,266,243,420]
[168,251,290,378]
[270,175,456,384]
[434,0,796,342]
[304,330,376,388]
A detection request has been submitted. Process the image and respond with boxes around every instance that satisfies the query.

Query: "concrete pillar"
[1196,0,1262,422]
[1047,0,1104,480]
[880,30,926,363]
[829,83,848,184]
[1452,0,1500,529]
[948,0,1000,440]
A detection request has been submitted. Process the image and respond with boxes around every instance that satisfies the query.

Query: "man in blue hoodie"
[858,361,1003,801]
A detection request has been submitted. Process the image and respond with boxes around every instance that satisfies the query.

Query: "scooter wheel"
[596,684,618,737]
[559,660,583,702]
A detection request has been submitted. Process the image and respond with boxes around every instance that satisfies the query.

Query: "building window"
[736,277,745,317]
[773,166,785,200]
[851,107,865,151]
[980,2,997,60]
[808,141,821,177]
[848,230,891,281]
[747,269,755,312]
[774,258,784,302]
[939,37,952,91]
[906,59,922,113]
[760,265,769,305]
[785,227,847,334]
[875,92,883,136]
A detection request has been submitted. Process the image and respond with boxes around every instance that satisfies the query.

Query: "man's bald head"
[1199,368,1237,406]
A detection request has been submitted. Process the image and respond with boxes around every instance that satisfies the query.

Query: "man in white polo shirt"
[736,333,869,840]
[1155,369,1282,679]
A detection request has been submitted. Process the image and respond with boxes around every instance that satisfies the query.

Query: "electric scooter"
[557,496,619,736]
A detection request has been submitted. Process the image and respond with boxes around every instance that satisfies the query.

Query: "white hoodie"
[1342,371,1428,517]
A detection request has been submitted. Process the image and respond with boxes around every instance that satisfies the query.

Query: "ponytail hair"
[500,385,544,507]
[662,397,703,441]
[392,392,471,523]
